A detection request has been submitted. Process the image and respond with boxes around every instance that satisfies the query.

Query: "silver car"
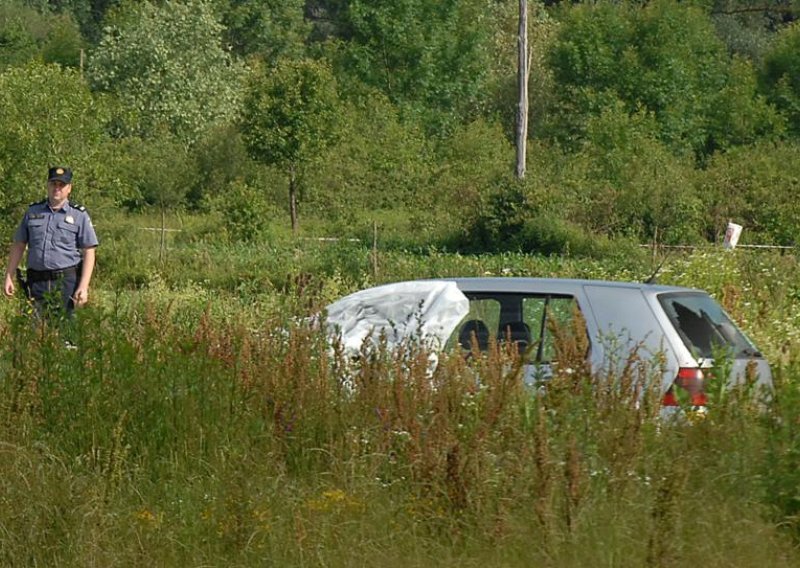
[325,277,772,413]
[443,277,772,412]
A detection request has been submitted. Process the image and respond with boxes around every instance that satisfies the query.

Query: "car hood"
[325,280,469,356]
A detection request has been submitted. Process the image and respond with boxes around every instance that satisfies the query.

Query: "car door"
[583,285,678,389]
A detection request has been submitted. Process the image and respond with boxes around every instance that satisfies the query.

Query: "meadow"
[5,1,800,562]
[2,214,800,567]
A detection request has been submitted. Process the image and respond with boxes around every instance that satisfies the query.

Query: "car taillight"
[662,367,707,407]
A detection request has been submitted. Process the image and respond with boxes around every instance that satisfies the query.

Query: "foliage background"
[1,0,800,249]
[4,2,800,563]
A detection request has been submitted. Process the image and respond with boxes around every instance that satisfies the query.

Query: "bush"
[698,141,800,244]
[208,179,279,243]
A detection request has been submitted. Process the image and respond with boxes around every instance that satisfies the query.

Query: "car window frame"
[452,291,589,364]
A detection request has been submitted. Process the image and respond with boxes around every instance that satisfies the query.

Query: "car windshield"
[658,292,761,360]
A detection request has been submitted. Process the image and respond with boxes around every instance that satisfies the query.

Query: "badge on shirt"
[65,215,75,224]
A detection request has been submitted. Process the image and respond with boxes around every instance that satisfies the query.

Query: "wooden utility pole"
[515,0,529,179]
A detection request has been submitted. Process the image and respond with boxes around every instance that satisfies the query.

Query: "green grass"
[1,303,799,566]
[2,219,800,565]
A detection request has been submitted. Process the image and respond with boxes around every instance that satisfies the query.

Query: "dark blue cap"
[48,166,72,184]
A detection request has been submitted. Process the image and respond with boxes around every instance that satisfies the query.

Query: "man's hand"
[73,287,89,307]
[5,242,26,298]
[4,273,15,297]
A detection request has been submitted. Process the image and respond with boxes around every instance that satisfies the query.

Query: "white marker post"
[723,221,742,250]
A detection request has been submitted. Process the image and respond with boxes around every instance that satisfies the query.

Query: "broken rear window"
[658,292,760,360]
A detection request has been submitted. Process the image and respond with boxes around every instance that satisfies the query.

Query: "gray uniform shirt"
[13,200,99,271]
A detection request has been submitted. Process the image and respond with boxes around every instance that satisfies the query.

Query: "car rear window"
[657,292,760,360]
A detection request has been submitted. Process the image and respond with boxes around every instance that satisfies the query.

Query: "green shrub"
[698,141,800,245]
[207,180,276,243]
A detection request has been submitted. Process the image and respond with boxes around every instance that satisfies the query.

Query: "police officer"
[3,166,99,318]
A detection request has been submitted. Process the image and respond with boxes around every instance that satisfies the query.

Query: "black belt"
[26,265,79,283]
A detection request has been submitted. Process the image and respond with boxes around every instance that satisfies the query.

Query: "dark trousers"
[28,273,78,320]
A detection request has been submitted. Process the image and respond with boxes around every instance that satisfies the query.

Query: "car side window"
[450,298,500,351]
[450,293,588,365]
[464,298,501,334]
[523,296,587,363]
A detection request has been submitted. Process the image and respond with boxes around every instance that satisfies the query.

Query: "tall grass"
[1,293,799,566]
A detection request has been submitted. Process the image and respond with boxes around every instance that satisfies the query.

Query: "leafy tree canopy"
[545,0,781,159]
[0,62,106,221]
[30,1,122,43]
[87,0,245,145]
[215,0,310,62]
[326,0,494,134]
[241,57,341,170]
[760,21,800,135]
[0,1,84,70]
[241,57,342,232]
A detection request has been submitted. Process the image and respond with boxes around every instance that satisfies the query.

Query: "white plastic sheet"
[325,280,469,356]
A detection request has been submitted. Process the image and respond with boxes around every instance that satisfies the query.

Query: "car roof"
[427,277,701,297]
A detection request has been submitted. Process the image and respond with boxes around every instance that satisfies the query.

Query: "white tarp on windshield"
[325,280,469,356]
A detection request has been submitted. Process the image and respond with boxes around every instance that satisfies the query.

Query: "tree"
[241,58,342,233]
[35,0,123,44]
[216,0,310,62]
[545,0,780,159]
[327,0,494,134]
[39,12,84,69]
[706,56,784,149]
[87,0,245,145]
[0,9,37,70]
[0,62,106,224]
[0,1,84,71]
[760,21,800,136]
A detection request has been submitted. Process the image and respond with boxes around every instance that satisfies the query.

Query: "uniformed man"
[3,166,99,318]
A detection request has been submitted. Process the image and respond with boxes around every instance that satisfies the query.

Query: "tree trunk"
[289,164,298,234]
[516,0,529,180]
